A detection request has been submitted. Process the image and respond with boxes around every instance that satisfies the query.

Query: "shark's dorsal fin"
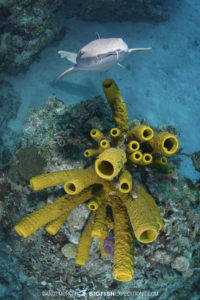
[58,50,77,64]
[128,47,152,54]
[95,32,100,39]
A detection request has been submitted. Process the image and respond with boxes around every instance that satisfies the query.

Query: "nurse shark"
[55,37,151,82]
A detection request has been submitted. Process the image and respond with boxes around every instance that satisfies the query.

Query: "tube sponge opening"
[148,132,179,157]
[114,272,133,282]
[95,148,126,180]
[138,228,158,243]
[97,161,114,176]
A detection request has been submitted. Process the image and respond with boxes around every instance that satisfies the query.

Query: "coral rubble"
[15,79,180,282]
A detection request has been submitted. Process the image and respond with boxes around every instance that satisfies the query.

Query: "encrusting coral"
[14,79,179,282]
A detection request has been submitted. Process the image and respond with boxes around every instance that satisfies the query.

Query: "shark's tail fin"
[55,66,77,82]
[128,47,152,54]
[58,50,77,64]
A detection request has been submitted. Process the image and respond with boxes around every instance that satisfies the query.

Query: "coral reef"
[21,94,113,165]
[15,79,180,282]
[0,80,198,298]
[0,0,63,73]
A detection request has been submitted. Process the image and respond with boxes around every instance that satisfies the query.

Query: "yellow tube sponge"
[153,156,167,166]
[138,153,153,166]
[30,169,84,191]
[75,212,96,266]
[110,127,121,139]
[128,125,154,142]
[99,139,110,150]
[126,140,140,153]
[118,170,132,193]
[102,79,129,134]
[90,128,105,143]
[122,186,159,243]
[110,128,121,146]
[84,148,101,158]
[148,132,179,157]
[63,169,103,195]
[129,151,143,164]
[91,203,107,239]
[15,190,92,238]
[95,148,127,180]
[98,225,109,258]
[45,210,70,235]
[88,190,104,211]
[111,197,134,282]
[138,185,163,230]
[129,152,152,165]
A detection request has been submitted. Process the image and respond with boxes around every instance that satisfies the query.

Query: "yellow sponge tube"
[153,156,167,166]
[45,210,69,235]
[138,185,163,231]
[110,128,121,146]
[75,212,96,266]
[111,197,134,282]
[122,186,160,243]
[110,128,121,139]
[15,190,92,238]
[98,225,109,258]
[118,170,132,193]
[63,169,103,195]
[30,169,87,191]
[102,79,128,134]
[84,148,101,158]
[15,195,69,238]
[126,140,140,153]
[129,152,152,165]
[99,139,110,150]
[129,151,142,164]
[91,203,107,239]
[148,132,179,157]
[95,148,127,180]
[128,125,154,142]
[139,153,153,166]
[88,190,104,211]
[90,128,105,143]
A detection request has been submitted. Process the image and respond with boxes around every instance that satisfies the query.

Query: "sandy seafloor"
[4,0,200,182]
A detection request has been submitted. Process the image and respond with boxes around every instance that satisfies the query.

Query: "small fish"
[55,37,151,82]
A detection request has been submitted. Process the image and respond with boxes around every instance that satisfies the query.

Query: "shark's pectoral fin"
[128,47,152,54]
[58,50,77,64]
[55,66,77,82]
[117,63,126,69]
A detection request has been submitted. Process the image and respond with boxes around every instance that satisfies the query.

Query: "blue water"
[4,0,200,182]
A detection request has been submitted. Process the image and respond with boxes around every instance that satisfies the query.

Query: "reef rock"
[191,151,200,172]
[0,0,63,73]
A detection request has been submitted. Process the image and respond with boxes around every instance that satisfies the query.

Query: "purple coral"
[103,230,115,259]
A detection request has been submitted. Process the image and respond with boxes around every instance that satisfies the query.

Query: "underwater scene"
[0,0,200,299]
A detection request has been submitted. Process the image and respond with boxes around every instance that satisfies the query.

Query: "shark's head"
[76,38,129,72]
